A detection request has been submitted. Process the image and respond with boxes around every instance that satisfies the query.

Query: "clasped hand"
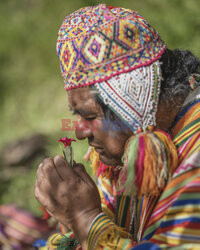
[34,155,102,246]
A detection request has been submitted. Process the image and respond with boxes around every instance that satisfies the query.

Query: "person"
[34,4,200,249]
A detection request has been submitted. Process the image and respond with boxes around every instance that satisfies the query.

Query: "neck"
[156,101,182,134]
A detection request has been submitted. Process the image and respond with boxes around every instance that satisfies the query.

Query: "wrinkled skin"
[35,157,102,248]
[35,87,179,248]
[68,87,133,166]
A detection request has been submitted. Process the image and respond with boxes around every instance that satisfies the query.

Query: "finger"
[36,158,61,184]
[37,158,54,177]
[43,157,64,182]
[53,155,77,180]
[34,179,53,207]
[35,173,60,213]
[73,163,94,186]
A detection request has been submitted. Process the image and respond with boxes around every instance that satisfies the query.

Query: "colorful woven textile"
[57,4,166,91]
[0,204,51,246]
[87,88,200,249]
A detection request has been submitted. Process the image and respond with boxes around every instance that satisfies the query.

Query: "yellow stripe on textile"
[7,218,41,238]
[88,213,132,250]
[152,233,200,245]
[173,121,200,145]
[47,233,63,249]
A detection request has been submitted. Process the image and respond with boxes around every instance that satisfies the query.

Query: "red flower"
[58,137,76,148]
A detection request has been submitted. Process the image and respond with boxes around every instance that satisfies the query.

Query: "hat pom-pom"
[117,130,178,196]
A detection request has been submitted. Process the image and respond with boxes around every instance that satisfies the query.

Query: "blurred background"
[0,0,199,217]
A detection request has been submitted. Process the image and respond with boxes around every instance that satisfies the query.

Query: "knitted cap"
[56,4,166,90]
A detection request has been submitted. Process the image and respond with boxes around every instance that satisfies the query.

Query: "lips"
[89,144,104,154]
[94,147,104,154]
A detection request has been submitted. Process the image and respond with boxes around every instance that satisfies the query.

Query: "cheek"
[104,134,125,156]
[92,120,130,160]
[98,133,126,166]
[94,128,126,158]
[90,119,102,132]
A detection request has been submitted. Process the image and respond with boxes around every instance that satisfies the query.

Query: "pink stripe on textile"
[185,180,200,188]
[5,226,36,244]
[177,137,191,155]
[96,162,110,177]
[150,197,177,220]
[174,163,194,176]
[136,136,145,188]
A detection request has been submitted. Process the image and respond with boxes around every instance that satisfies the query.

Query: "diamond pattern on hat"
[84,34,106,64]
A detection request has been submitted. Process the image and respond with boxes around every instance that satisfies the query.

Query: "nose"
[75,116,93,140]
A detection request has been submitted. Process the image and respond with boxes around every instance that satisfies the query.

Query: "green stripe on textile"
[142,217,163,238]
[125,136,139,194]
[173,118,200,144]
[117,196,130,227]
[121,239,132,249]
[89,219,111,243]
[159,173,200,201]
[121,196,130,227]
[88,214,113,247]
[176,192,200,200]
[176,128,200,147]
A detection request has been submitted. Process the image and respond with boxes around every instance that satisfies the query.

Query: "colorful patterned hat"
[57,4,166,131]
[57,4,166,90]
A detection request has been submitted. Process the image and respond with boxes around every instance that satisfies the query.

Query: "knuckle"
[37,158,53,174]
[43,157,53,166]
[43,163,53,173]
[73,164,85,172]
[54,155,63,162]
[44,157,53,161]
[36,163,43,176]
[58,178,80,194]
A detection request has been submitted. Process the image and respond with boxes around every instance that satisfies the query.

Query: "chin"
[99,153,122,167]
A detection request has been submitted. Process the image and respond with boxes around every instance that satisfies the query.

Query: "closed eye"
[84,117,96,121]
[68,106,97,120]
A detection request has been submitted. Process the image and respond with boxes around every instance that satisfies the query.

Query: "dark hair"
[95,49,200,121]
[159,49,200,107]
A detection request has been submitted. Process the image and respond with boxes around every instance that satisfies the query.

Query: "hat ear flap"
[117,130,178,196]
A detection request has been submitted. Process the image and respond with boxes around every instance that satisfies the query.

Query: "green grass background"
[0,0,199,215]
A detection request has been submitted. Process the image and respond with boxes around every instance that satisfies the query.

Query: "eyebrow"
[68,106,97,116]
